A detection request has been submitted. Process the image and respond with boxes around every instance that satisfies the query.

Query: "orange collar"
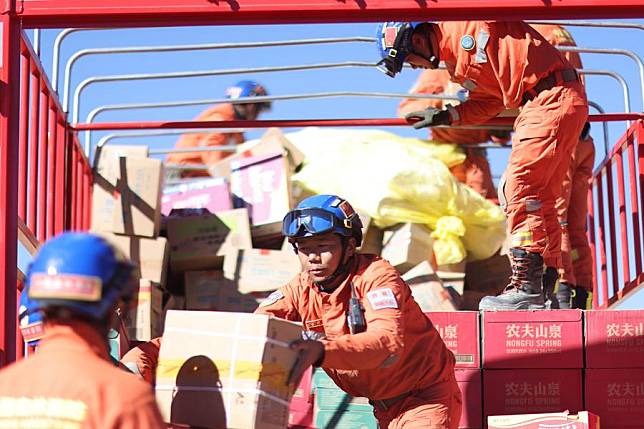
[38,321,111,360]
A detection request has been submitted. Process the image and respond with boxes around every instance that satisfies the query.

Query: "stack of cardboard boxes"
[90,145,168,343]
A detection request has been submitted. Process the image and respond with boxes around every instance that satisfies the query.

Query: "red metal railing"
[590,120,644,308]
[13,33,92,361]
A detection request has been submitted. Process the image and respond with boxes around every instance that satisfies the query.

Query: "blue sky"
[22,20,644,307]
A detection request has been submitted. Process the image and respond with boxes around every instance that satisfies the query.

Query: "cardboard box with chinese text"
[161,177,232,215]
[482,310,583,369]
[456,369,482,428]
[427,311,480,368]
[488,411,599,429]
[585,368,644,428]
[585,309,644,368]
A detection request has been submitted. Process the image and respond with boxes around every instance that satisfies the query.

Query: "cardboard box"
[99,233,168,285]
[357,212,384,256]
[402,261,458,312]
[223,248,300,293]
[161,177,232,215]
[483,369,583,418]
[585,368,644,428]
[155,310,302,429]
[210,128,305,178]
[166,208,252,272]
[92,157,163,238]
[312,368,338,390]
[93,144,149,183]
[437,261,466,296]
[314,387,377,429]
[482,310,583,369]
[427,311,480,368]
[230,152,292,238]
[585,309,644,368]
[290,367,313,411]
[456,369,482,429]
[124,279,163,341]
[184,270,261,313]
[314,409,377,429]
[288,408,313,428]
[381,223,434,274]
[488,411,599,429]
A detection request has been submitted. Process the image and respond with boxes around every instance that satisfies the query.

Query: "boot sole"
[479,301,546,311]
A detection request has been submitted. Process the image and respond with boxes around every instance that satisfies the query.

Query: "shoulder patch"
[366,288,398,310]
[258,290,284,308]
[460,35,475,51]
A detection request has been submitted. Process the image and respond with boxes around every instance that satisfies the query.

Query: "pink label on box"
[427,311,480,368]
[482,310,583,369]
[483,369,583,418]
[161,178,232,215]
[230,152,290,226]
[585,368,644,428]
[585,310,644,368]
[456,369,482,428]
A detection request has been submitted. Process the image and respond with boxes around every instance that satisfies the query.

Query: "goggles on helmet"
[282,208,352,238]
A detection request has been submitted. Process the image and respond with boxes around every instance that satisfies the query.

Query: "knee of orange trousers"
[379,393,462,429]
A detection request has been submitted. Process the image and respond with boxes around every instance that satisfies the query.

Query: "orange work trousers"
[555,136,596,290]
[373,377,462,429]
[450,148,498,202]
[500,81,588,269]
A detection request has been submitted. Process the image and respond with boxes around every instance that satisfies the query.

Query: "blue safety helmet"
[282,194,363,246]
[224,80,271,112]
[23,232,138,323]
[376,22,422,78]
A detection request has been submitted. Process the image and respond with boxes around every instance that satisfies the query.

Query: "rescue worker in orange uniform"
[376,21,588,310]
[397,69,511,201]
[530,23,596,309]
[257,194,462,429]
[0,232,164,428]
[166,80,271,178]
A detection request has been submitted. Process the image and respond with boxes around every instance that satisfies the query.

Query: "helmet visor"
[282,208,339,238]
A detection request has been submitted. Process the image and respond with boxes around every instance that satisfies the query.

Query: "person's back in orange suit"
[0,233,164,428]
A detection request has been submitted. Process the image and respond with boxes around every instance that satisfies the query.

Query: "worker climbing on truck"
[0,232,164,428]
[376,20,588,310]
[167,79,271,178]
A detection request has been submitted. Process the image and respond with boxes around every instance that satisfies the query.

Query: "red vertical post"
[605,165,619,297]
[27,73,39,233]
[0,14,22,365]
[596,176,609,307]
[615,148,630,288]
[638,121,644,274]
[18,52,29,222]
[37,91,49,242]
[46,103,56,240]
[70,147,78,230]
[587,186,599,309]
[626,133,642,278]
[84,163,92,230]
[54,118,66,235]
[76,148,83,230]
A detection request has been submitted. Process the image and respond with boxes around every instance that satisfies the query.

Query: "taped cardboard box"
[427,311,480,368]
[155,310,302,429]
[184,270,261,313]
[488,411,599,429]
[381,223,434,274]
[230,152,292,240]
[585,309,644,368]
[436,260,466,296]
[91,156,163,238]
[98,233,168,285]
[223,248,300,294]
[93,144,149,184]
[166,208,252,272]
[161,177,232,216]
[585,368,643,428]
[210,128,305,179]
[402,261,458,312]
[123,279,163,341]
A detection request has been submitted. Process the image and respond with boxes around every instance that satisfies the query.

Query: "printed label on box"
[585,310,644,368]
[428,311,480,368]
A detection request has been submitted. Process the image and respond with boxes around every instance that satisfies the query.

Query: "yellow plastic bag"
[288,128,506,264]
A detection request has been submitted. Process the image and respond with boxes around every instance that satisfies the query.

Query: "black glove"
[580,122,591,140]
[404,108,451,129]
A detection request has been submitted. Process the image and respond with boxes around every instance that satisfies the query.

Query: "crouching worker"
[257,194,462,429]
[0,232,164,428]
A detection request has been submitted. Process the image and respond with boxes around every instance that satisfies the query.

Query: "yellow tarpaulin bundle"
[287,128,507,265]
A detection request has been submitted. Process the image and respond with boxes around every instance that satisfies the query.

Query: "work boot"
[555,282,574,309]
[479,248,546,310]
[543,267,560,309]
